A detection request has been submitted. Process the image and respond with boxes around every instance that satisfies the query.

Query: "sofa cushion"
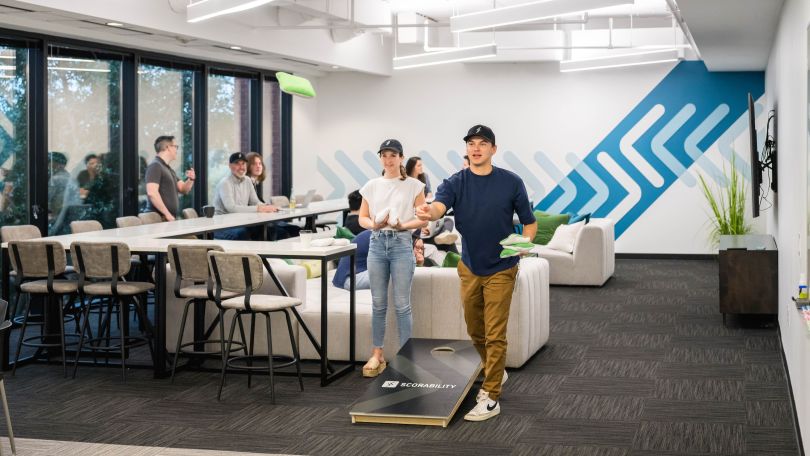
[533,211,570,245]
[335,226,356,241]
[546,220,585,253]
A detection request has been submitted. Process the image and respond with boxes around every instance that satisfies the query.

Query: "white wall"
[294,61,765,253]
[766,0,810,451]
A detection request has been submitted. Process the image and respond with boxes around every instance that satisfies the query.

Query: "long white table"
[1,199,355,385]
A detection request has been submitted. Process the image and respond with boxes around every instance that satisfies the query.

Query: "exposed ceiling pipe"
[664,0,701,59]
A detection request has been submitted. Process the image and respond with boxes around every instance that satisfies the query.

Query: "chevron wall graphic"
[316,61,764,239]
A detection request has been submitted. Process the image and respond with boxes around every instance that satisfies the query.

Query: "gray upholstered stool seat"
[20,280,79,294]
[82,281,154,296]
[178,285,238,300]
[220,295,300,312]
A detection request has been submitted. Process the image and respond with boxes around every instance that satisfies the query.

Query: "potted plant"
[698,155,752,246]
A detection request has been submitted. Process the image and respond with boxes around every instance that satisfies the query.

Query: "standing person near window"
[358,139,427,377]
[145,135,195,221]
[405,156,433,200]
[416,125,537,422]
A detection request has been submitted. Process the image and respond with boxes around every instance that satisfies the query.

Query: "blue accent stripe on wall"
[537,61,764,237]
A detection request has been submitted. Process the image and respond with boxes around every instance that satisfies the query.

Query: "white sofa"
[165,257,550,369]
[532,218,615,286]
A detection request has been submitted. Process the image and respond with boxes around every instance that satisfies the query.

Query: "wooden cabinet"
[719,235,778,317]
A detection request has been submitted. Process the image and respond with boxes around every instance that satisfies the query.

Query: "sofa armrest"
[571,218,615,285]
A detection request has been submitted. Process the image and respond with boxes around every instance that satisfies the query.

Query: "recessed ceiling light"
[230,46,242,50]
[331,65,340,69]
[106,22,124,27]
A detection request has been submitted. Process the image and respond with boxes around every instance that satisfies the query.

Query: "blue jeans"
[214,227,250,240]
[367,230,415,349]
[343,270,370,290]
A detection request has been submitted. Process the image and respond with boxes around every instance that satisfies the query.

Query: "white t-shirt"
[360,176,425,230]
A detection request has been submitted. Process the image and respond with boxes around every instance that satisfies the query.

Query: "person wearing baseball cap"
[416,124,537,422]
[211,151,279,240]
[356,138,428,378]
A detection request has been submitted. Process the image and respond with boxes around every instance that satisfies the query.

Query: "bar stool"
[167,244,245,382]
[182,208,199,219]
[138,212,162,224]
[115,216,142,228]
[8,239,83,377]
[208,251,303,402]
[71,241,155,381]
[0,299,16,456]
[70,220,103,234]
[1,225,42,321]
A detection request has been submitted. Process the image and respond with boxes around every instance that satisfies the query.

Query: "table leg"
[153,252,169,378]
[349,253,355,367]
[1,249,8,370]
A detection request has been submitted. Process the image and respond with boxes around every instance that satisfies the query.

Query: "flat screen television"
[748,93,761,218]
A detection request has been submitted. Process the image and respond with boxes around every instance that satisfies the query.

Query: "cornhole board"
[350,338,482,427]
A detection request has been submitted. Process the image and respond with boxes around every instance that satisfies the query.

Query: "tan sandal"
[362,357,387,377]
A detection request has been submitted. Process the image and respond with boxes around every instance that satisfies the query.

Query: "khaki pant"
[458,261,518,401]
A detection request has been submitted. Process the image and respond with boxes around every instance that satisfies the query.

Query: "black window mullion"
[121,55,138,216]
[281,92,292,198]
[29,40,47,233]
[251,75,262,154]
[194,65,208,208]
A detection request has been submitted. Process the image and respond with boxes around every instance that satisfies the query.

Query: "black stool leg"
[11,298,30,377]
[118,299,127,382]
[171,299,193,384]
[247,313,256,389]
[56,295,67,378]
[265,312,275,404]
[73,299,93,379]
[284,310,304,392]
[218,311,239,401]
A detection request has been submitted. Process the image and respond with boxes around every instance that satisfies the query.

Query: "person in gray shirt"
[213,152,278,240]
[145,135,195,221]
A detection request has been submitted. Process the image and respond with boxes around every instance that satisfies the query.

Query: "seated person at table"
[343,190,364,236]
[332,230,451,291]
[212,152,279,240]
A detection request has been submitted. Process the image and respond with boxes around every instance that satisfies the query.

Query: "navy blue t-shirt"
[434,167,535,276]
[332,230,370,288]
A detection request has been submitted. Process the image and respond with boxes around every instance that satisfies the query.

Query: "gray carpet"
[1,259,801,455]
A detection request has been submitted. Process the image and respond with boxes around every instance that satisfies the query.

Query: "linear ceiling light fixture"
[451,0,632,33]
[559,48,681,73]
[187,0,277,23]
[393,43,497,70]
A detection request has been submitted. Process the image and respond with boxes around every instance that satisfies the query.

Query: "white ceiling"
[0,0,783,75]
[675,0,784,71]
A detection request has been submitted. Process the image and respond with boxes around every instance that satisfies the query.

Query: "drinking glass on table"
[300,230,313,248]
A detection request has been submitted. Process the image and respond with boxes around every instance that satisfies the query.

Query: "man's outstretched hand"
[415,203,431,221]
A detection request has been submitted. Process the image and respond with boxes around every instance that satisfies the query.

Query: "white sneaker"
[464,391,500,422]
[434,231,458,245]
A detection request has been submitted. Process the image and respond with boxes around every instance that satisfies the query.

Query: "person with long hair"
[358,139,427,377]
[405,156,432,200]
[245,151,298,240]
[245,151,266,203]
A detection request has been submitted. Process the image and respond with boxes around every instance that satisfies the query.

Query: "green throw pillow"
[442,251,461,268]
[276,72,316,98]
[335,226,356,241]
[533,211,570,245]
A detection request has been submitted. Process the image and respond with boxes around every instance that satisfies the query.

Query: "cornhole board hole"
[350,338,482,427]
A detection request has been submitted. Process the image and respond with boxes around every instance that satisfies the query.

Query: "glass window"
[207,73,251,202]
[138,63,194,215]
[0,46,28,228]
[262,79,282,199]
[47,50,122,234]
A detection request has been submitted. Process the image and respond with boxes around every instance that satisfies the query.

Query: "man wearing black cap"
[416,124,537,422]
[212,151,278,240]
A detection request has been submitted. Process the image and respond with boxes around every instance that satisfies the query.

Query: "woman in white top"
[358,139,427,377]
